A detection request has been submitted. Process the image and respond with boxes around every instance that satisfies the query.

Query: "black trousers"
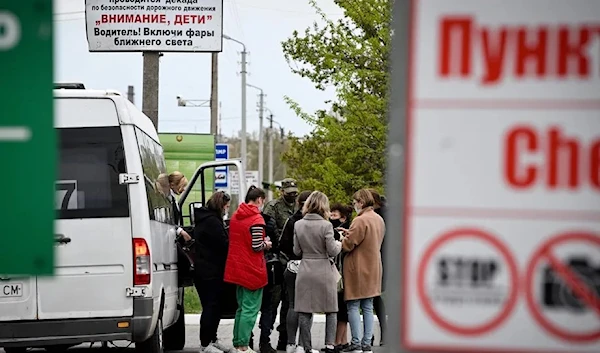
[373,295,387,341]
[195,277,224,347]
[259,283,275,345]
[274,283,288,345]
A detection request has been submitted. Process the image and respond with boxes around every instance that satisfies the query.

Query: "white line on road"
[0,127,31,142]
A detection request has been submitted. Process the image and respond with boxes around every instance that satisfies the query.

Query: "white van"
[0,85,190,353]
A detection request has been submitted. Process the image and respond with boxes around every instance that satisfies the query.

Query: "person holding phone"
[338,189,385,353]
[329,203,353,352]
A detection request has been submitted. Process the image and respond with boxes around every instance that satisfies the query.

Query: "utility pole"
[223,34,248,167]
[210,53,219,137]
[218,101,222,141]
[142,52,160,130]
[247,85,265,183]
[268,113,274,200]
[127,85,135,104]
[258,91,264,185]
[240,49,248,168]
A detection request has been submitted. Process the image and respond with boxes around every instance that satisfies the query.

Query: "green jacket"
[263,197,295,237]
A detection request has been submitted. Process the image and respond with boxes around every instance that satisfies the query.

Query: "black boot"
[260,341,276,353]
[276,338,287,351]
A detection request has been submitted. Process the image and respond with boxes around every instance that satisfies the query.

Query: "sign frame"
[390,1,600,352]
[0,2,55,275]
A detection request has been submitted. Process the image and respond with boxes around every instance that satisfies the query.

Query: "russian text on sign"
[439,17,599,85]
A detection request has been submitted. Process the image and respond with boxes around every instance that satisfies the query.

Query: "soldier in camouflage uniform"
[263,178,298,350]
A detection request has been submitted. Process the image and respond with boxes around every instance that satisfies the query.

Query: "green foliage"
[281,0,392,203]
[184,287,201,313]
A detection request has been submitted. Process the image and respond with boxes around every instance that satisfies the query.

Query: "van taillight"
[133,238,151,285]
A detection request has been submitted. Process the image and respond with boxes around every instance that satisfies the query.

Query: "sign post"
[214,143,229,189]
[0,2,55,275]
[391,1,600,352]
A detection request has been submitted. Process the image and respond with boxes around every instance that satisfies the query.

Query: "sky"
[53,0,344,137]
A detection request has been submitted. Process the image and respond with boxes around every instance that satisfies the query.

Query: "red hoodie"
[224,203,267,290]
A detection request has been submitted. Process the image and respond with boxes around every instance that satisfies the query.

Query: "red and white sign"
[525,232,600,343]
[403,0,600,352]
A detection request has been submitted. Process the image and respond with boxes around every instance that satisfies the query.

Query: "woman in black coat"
[193,191,231,352]
[330,203,353,352]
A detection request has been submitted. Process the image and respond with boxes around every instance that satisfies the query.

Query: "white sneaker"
[212,339,230,351]
[202,343,224,353]
[294,348,318,353]
[286,344,296,353]
[233,348,256,353]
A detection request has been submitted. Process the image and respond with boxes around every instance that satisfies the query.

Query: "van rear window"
[56,127,129,219]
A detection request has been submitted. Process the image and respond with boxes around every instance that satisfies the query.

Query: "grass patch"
[184,287,202,314]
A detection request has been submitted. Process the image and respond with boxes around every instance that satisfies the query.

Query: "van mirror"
[189,202,203,226]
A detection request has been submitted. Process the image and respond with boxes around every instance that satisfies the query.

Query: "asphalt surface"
[2,321,385,352]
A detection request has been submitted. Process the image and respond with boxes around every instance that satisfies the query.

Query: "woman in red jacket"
[224,186,272,353]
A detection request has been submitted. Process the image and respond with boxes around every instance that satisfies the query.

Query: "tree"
[281,0,392,203]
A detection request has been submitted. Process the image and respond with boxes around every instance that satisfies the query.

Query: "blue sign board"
[214,143,228,188]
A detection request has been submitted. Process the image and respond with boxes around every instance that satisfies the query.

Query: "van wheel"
[136,317,164,353]
[44,344,74,352]
[163,306,186,350]
[4,348,28,353]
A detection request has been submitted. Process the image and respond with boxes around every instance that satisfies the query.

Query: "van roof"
[54,89,160,143]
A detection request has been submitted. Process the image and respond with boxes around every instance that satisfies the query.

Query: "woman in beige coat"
[293,191,342,353]
[338,189,385,353]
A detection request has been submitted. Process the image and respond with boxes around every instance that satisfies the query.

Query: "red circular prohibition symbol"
[417,228,519,336]
[525,232,600,343]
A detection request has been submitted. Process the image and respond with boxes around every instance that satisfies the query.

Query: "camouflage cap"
[280,178,298,194]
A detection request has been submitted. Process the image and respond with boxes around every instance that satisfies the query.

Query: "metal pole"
[142,52,160,129]
[127,85,135,104]
[386,0,411,352]
[268,114,274,200]
[210,53,219,137]
[241,49,248,168]
[218,101,222,141]
[258,91,264,184]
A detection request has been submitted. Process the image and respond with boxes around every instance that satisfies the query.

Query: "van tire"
[44,344,73,352]
[135,317,164,353]
[4,348,27,353]
[163,306,186,350]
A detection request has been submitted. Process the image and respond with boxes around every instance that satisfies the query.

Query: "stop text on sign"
[503,125,600,190]
[439,16,600,85]
[0,11,20,51]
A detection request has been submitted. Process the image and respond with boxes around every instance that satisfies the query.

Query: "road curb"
[184,314,380,326]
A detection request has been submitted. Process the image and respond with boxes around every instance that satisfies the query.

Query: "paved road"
[2,321,385,352]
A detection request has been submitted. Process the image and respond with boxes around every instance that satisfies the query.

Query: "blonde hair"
[155,173,170,196]
[168,171,188,194]
[353,189,375,207]
[302,191,330,220]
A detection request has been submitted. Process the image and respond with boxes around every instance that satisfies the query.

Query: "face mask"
[284,194,297,203]
[354,205,361,214]
[330,219,342,228]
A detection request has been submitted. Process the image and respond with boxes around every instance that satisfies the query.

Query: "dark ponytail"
[245,185,266,203]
